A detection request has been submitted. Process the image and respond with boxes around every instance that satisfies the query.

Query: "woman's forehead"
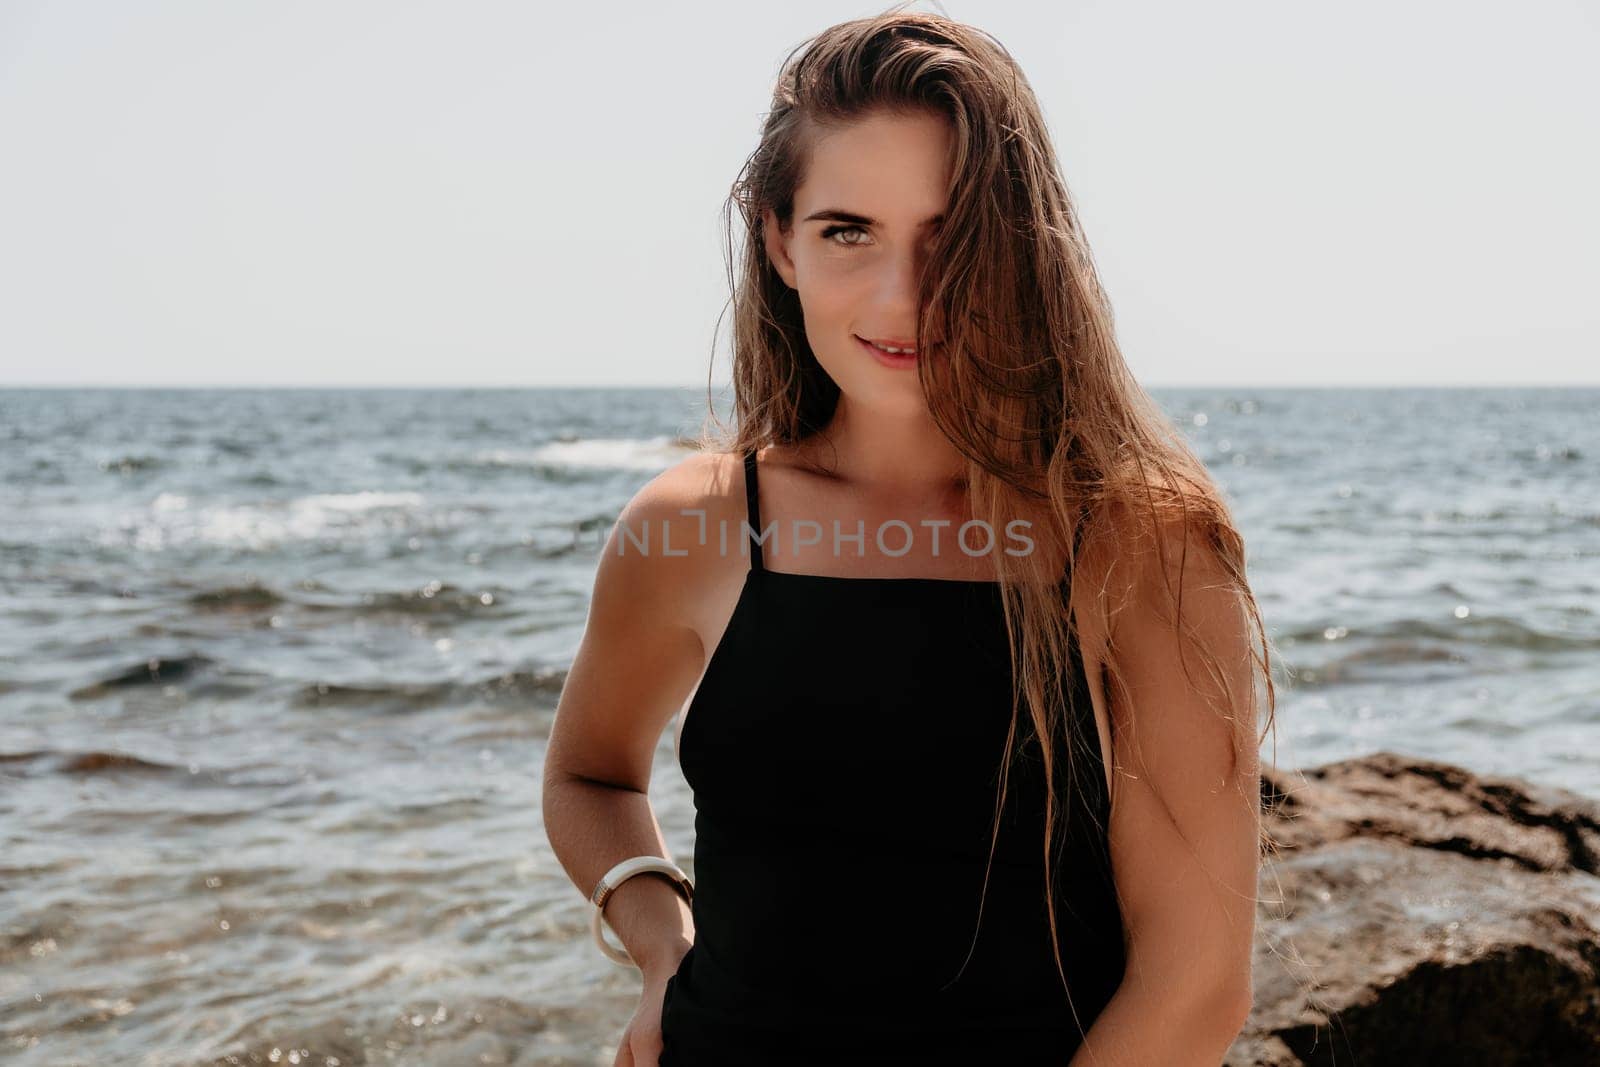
[796,113,953,225]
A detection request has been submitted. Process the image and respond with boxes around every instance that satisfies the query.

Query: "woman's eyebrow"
[801,208,945,227]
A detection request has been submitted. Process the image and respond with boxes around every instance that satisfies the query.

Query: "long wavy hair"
[694,5,1283,1035]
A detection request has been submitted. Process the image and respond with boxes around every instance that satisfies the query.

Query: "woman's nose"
[874,245,924,314]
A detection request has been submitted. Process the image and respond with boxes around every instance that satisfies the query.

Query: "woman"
[544,10,1274,1066]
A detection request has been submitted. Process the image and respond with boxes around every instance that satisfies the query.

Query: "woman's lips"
[855,335,918,369]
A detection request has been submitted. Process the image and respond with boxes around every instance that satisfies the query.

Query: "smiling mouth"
[855,335,921,370]
[856,335,919,356]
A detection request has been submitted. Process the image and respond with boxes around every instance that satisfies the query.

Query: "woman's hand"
[611,957,684,1067]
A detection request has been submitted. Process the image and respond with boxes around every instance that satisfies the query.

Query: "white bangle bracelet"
[589,855,694,968]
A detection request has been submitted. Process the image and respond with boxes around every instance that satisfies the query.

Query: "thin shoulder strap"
[742,448,765,571]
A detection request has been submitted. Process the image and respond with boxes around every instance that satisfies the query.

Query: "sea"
[1,385,1594,1065]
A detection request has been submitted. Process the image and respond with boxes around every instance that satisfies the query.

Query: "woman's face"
[764,109,953,415]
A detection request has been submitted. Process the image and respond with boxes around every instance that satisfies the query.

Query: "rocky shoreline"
[1230,751,1600,1066]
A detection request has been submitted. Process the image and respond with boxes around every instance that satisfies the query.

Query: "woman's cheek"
[804,269,859,327]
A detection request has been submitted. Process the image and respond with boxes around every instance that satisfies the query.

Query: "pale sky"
[0,0,1594,388]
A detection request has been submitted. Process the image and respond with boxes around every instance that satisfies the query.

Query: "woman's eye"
[820,224,869,247]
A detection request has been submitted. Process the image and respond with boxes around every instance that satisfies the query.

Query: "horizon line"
[2,381,1598,391]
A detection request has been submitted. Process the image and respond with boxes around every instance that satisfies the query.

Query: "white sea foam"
[476,434,694,472]
[100,490,429,549]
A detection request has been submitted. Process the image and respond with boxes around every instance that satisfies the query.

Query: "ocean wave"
[68,655,217,699]
[457,433,698,476]
[290,666,567,711]
[0,748,183,777]
[95,490,433,551]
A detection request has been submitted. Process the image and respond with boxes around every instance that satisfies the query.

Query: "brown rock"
[1227,751,1600,1066]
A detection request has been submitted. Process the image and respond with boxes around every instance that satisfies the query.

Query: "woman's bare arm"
[542,454,730,977]
[1070,513,1262,1066]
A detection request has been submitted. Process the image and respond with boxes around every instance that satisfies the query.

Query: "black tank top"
[660,449,1125,1066]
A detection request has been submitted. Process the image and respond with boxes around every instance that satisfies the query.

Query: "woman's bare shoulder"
[1068,497,1166,664]
[1071,495,1236,660]
[601,448,750,611]
[546,449,748,789]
